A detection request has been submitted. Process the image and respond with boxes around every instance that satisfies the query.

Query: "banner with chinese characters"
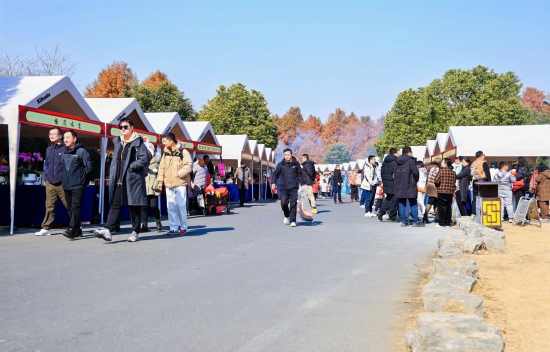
[106,124,161,145]
[423,157,431,164]
[269,162,276,168]
[241,152,253,161]
[176,139,195,151]
[253,156,260,163]
[19,106,105,137]
[261,160,268,166]
[196,143,222,154]
[442,147,457,160]
[431,153,442,161]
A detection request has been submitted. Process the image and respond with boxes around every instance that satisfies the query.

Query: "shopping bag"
[197,193,205,208]
[297,185,313,222]
[451,197,461,222]
[218,162,226,177]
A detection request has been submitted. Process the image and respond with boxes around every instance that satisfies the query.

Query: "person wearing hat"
[234,159,251,207]
[140,139,163,233]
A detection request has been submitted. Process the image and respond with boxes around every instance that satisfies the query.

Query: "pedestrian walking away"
[378,148,399,221]
[94,117,151,243]
[272,148,302,227]
[60,130,92,239]
[332,165,344,204]
[140,140,163,233]
[235,160,251,207]
[455,157,472,217]
[35,127,69,236]
[361,155,378,217]
[493,161,516,223]
[300,153,317,214]
[157,133,193,235]
[393,147,424,227]
[535,164,550,221]
[434,158,456,228]
[416,161,427,219]
[470,151,491,218]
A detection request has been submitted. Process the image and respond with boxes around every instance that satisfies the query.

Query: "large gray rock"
[462,237,483,254]
[438,234,467,250]
[437,247,462,259]
[406,313,505,352]
[421,280,484,317]
[482,233,506,251]
[430,259,479,279]
[429,275,477,293]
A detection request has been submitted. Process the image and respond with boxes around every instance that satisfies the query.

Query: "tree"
[0,45,76,77]
[360,115,371,123]
[294,129,326,164]
[522,87,550,114]
[322,108,347,144]
[142,70,170,89]
[300,115,324,135]
[276,107,304,146]
[124,80,197,121]
[375,65,531,156]
[199,83,278,148]
[322,143,354,164]
[84,61,137,98]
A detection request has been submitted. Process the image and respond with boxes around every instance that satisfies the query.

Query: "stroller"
[203,184,231,215]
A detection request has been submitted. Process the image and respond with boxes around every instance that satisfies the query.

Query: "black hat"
[241,160,246,164]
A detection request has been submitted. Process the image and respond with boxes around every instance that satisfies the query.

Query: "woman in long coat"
[455,157,472,216]
[141,145,162,232]
[423,161,440,223]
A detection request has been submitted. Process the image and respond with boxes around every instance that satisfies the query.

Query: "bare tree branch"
[0,46,77,77]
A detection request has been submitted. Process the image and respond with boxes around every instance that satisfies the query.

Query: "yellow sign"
[27,111,102,134]
[481,199,501,227]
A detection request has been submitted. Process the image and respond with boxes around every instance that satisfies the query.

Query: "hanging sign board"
[196,142,221,154]
[19,106,105,137]
[241,152,253,161]
[442,147,457,159]
[431,153,442,161]
[176,138,195,151]
[261,160,268,166]
[253,156,260,163]
[107,124,160,145]
[423,157,431,164]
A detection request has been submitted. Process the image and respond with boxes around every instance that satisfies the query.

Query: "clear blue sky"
[1,0,549,121]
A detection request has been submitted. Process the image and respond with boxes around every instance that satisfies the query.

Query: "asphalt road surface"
[0,198,454,351]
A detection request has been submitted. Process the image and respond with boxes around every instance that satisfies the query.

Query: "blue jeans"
[333,185,342,202]
[364,187,376,213]
[360,189,367,206]
[398,198,420,224]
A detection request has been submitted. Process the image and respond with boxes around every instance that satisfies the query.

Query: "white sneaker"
[35,229,51,236]
[434,224,445,228]
[382,214,389,220]
[364,212,372,218]
[290,222,296,227]
[94,228,112,242]
[359,205,365,208]
[284,217,290,225]
[127,231,139,242]
[509,219,514,223]
[471,215,476,220]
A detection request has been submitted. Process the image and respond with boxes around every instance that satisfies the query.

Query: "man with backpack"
[470,151,491,219]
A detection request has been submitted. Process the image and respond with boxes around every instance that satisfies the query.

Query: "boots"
[140,223,149,233]
[423,212,431,224]
[156,220,162,233]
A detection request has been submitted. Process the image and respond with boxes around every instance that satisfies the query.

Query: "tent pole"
[259,163,262,202]
[99,137,107,224]
[251,160,254,202]
[8,123,20,235]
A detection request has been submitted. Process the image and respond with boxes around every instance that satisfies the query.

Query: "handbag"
[218,162,226,177]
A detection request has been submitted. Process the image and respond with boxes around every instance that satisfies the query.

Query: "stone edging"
[405,218,506,351]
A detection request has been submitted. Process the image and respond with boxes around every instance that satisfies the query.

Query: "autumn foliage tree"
[84,61,137,98]
[300,115,324,135]
[522,87,550,114]
[276,107,304,146]
[142,70,170,89]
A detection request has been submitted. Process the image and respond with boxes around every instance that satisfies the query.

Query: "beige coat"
[157,146,192,189]
[145,153,161,196]
[234,166,251,189]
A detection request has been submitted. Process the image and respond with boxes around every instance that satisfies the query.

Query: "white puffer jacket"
[361,163,376,191]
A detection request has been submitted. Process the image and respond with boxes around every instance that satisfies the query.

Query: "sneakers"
[359,205,365,208]
[338,201,344,204]
[127,231,139,242]
[382,214,389,220]
[284,217,290,225]
[412,223,425,228]
[364,212,375,218]
[312,207,317,214]
[334,201,337,204]
[156,221,163,233]
[179,229,187,235]
[167,230,178,235]
[140,223,149,233]
[470,215,476,220]
[434,224,445,228]
[35,229,51,236]
[290,222,296,227]
[94,228,112,241]
[62,227,77,239]
[400,223,408,227]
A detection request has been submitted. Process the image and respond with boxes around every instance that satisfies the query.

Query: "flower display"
[18,152,43,176]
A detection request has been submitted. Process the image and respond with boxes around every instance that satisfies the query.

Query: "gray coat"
[109,135,150,206]
[145,153,161,196]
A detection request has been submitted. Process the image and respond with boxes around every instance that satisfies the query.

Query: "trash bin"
[475,182,501,229]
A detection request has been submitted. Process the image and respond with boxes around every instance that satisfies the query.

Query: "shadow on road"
[299,221,323,227]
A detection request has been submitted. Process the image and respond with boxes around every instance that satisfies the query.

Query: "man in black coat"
[378,148,399,221]
[332,165,344,204]
[61,130,92,239]
[392,147,424,227]
[300,154,317,213]
[272,148,303,227]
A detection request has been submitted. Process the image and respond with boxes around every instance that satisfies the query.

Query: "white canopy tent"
[410,146,427,160]
[258,144,268,201]
[342,163,350,171]
[424,140,437,162]
[0,76,100,234]
[357,159,366,170]
[349,161,358,170]
[317,164,328,172]
[433,132,449,156]
[216,135,251,169]
[145,112,193,150]
[248,140,259,202]
[327,164,336,172]
[447,125,550,164]
[183,121,221,163]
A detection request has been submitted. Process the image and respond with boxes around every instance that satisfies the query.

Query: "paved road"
[0,198,455,351]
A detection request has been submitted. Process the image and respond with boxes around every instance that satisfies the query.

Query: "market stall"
[248,140,259,202]
[410,146,426,160]
[216,135,254,202]
[0,76,102,233]
[145,112,194,152]
[423,140,436,164]
[183,121,222,165]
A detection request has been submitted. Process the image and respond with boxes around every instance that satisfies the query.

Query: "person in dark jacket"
[301,154,317,213]
[434,158,457,228]
[60,130,92,239]
[332,165,344,204]
[272,148,303,227]
[94,117,150,243]
[513,156,529,211]
[392,147,423,227]
[203,155,215,185]
[377,148,399,221]
[36,127,69,236]
[455,157,472,216]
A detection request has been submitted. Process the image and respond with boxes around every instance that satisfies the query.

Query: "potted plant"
[0,164,8,184]
[18,152,43,184]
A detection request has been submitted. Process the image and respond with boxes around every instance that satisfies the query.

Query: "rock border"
[405,218,507,351]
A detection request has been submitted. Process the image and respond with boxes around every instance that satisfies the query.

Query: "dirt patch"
[466,222,550,352]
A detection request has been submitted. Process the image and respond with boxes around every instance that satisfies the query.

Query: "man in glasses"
[36,127,69,236]
[94,117,150,242]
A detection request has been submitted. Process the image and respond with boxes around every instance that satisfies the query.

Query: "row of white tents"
[0,76,278,234]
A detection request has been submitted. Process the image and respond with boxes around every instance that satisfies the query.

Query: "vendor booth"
[430,133,449,160]
[0,76,102,234]
[247,140,260,202]
[145,112,194,152]
[423,140,436,164]
[183,121,222,164]
[356,159,366,170]
[410,146,426,160]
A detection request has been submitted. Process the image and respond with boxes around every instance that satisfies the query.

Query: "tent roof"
[342,163,350,171]
[217,135,249,160]
[425,140,436,156]
[144,112,191,140]
[0,76,99,125]
[449,125,550,157]
[85,98,154,132]
[265,147,272,162]
[434,133,449,154]
[327,164,336,171]
[357,159,366,169]
[258,144,268,161]
[182,121,219,145]
[410,146,426,159]
[349,161,358,170]
[248,140,258,156]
